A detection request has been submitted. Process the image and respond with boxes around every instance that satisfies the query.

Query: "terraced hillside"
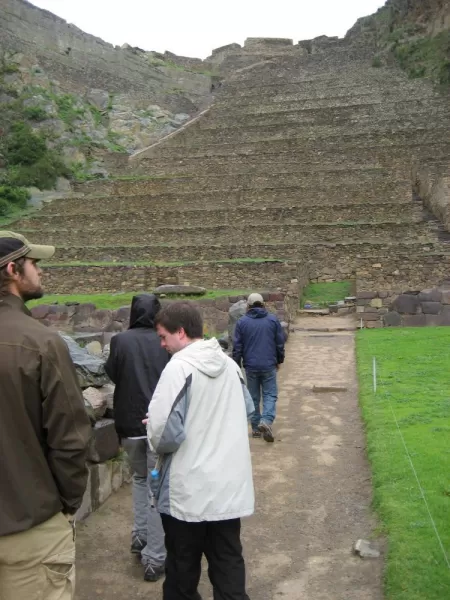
[13,37,450,294]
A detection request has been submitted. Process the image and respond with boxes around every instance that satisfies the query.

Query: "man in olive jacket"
[0,231,91,600]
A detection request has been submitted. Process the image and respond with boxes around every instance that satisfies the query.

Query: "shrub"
[5,123,47,166]
[372,56,382,68]
[0,185,30,208]
[23,106,48,121]
[8,153,69,190]
[0,198,11,216]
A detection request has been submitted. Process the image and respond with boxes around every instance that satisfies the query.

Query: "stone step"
[210,96,447,118]
[40,260,299,295]
[178,122,450,145]
[141,140,450,163]
[39,184,413,215]
[71,170,410,196]
[48,240,442,265]
[23,221,436,247]
[17,201,424,230]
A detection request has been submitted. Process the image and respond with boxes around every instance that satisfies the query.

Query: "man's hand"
[142,412,149,426]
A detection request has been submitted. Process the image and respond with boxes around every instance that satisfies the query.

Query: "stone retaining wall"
[41,261,301,295]
[32,287,302,336]
[357,286,450,328]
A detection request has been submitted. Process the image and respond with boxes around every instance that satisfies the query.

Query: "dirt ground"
[75,316,384,600]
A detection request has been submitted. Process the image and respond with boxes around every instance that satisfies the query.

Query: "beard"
[21,286,44,302]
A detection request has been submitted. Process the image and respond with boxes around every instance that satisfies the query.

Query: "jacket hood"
[247,307,268,319]
[129,294,161,329]
[176,338,227,378]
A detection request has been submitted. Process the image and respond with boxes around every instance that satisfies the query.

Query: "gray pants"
[122,438,166,568]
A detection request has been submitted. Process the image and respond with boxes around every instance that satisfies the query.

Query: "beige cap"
[0,231,55,268]
[247,292,264,306]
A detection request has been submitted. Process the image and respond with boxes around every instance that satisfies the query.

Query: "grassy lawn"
[28,289,251,310]
[357,327,450,599]
[301,280,353,307]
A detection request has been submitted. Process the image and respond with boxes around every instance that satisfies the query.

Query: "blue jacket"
[233,308,285,372]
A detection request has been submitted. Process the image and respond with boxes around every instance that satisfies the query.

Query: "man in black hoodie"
[105,294,169,582]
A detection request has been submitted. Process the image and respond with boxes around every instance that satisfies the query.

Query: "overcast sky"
[29,0,386,59]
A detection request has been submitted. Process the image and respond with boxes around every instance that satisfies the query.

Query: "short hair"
[155,301,203,339]
[0,257,26,297]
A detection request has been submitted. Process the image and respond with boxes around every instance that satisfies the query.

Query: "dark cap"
[0,231,55,269]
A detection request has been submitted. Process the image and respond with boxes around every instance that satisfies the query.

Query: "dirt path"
[75,316,383,599]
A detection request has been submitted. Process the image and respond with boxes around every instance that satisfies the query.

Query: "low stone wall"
[357,286,450,328]
[32,288,301,336]
[41,261,300,294]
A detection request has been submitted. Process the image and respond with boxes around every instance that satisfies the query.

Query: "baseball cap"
[0,231,55,269]
[247,292,264,306]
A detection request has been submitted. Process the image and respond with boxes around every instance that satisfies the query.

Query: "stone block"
[362,313,380,322]
[86,341,103,356]
[83,387,109,419]
[370,298,383,308]
[95,462,113,507]
[154,284,206,296]
[75,466,92,521]
[214,298,231,312]
[357,292,376,299]
[378,308,389,315]
[31,304,50,319]
[111,461,124,492]
[418,289,442,303]
[73,332,103,346]
[356,306,365,313]
[102,332,118,346]
[89,309,113,330]
[269,293,284,302]
[440,306,450,325]
[357,299,370,306]
[377,292,389,299]
[261,292,271,302]
[383,311,402,327]
[113,306,131,322]
[366,321,382,328]
[104,321,124,332]
[421,302,442,315]
[441,290,450,305]
[403,314,426,327]
[425,314,444,327]
[391,294,419,315]
[72,303,97,325]
[364,307,379,313]
[87,419,120,463]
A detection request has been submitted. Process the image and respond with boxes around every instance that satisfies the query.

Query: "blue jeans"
[246,369,278,431]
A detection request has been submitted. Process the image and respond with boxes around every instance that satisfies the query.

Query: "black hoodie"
[105,294,170,438]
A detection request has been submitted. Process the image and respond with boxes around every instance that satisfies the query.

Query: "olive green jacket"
[0,293,91,536]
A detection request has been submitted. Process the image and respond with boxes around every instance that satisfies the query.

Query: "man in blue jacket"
[233,293,285,443]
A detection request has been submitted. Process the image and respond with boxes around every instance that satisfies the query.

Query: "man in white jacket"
[147,302,254,600]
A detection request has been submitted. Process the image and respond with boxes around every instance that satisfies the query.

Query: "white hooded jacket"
[147,338,255,522]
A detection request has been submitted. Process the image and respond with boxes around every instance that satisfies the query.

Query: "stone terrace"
[14,38,450,293]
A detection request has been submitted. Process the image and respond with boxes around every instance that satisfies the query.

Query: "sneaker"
[252,430,262,438]
[144,563,165,582]
[258,421,274,443]
[131,536,146,555]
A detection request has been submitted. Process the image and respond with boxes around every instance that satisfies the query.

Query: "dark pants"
[161,514,250,600]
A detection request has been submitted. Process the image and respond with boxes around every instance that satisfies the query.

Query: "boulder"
[83,386,108,419]
[87,419,120,463]
[85,341,103,356]
[418,288,442,303]
[391,294,419,315]
[383,311,402,327]
[228,300,247,351]
[421,302,442,315]
[59,333,110,388]
[86,88,110,110]
[154,285,206,296]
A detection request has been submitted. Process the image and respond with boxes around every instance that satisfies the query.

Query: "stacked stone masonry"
[10,23,450,294]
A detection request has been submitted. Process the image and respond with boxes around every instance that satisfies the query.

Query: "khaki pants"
[0,512,75,600]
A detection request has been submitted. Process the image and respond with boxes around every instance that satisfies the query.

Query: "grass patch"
[357,328,450,600]
[28,289,251,309]
[301,280,353,307]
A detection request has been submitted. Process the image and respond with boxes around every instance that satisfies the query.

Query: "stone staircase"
[12,38,450,294]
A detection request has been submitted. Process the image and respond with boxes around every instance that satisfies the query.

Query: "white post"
[372,357,377,394]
